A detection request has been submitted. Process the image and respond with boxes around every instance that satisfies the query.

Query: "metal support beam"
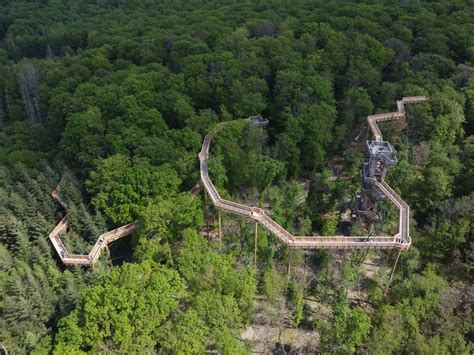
[385,249,401,295]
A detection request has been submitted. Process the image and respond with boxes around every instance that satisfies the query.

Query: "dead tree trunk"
[19,63,43,123]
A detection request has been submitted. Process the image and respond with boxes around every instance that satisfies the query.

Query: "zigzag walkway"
[49,96,428,265]
[199,97,428,250]
[48,185,137,266]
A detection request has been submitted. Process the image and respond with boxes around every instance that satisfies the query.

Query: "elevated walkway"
[47,96,427,264]
[199,97,428,250]
[48,184,137,266]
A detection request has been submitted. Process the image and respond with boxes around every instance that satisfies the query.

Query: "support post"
[105,245,112,266]
[254,222,258,269]
[384,249,401,295]
[1,343,9,355]
[218,211,222,240]
[287,250,291,276]
[204,190,210,239]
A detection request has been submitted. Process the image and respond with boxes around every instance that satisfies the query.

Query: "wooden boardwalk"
[48,96,428,265]
[199,97,428,250]
[48,184,137,266]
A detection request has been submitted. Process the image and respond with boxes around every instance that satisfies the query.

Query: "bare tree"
[18,63,43,123]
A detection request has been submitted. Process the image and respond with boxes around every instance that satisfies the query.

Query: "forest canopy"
[0,0,473,353]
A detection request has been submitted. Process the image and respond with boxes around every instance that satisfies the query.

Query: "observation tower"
[356,140,398,223]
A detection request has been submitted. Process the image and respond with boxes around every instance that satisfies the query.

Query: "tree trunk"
[19,63,43,123]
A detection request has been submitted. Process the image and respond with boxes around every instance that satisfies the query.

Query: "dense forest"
[0,0,473,353]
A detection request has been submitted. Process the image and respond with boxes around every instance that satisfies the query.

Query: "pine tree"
[9,217,33,262]
[77,202,99,243]
[8,191,27,217]
[0,244,13,272]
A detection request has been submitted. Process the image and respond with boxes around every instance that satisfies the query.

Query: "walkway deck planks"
[48,184,137,266]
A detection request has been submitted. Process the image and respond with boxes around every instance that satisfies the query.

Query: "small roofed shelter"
[249,115,269,126]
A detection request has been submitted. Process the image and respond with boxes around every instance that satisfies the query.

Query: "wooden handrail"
[48,186,137,266]
[47,96,427,264]
[199,97,428,250]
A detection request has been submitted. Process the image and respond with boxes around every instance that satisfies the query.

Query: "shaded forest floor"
[236,244,389,353]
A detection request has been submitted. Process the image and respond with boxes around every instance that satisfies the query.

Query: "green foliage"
[86,155,181,224]
[213,122,284,195]
[320,212,338,236]
[140,193,203,240]
[262,267,286,302]
[173,230,255,351]
[159,310,209,355]
[321,292,371,354]
[176,230,256,318]
[54,261,187,353]
[0,166,108,353]
[369,266,472,354]
[0,0,473,353]
[269,181,311,234]
[60,107,106,170]
[288,280,304,326]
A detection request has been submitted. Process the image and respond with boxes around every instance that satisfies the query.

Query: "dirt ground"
[240,252,390,353]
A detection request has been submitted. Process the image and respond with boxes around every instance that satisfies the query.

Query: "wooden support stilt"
[362,249,369,264]
[384,249,401,295]
[254,222,258,269]
[355,249,369,265]
[218,211,222,240]
[384,249,393,270]
[204,190,210,239]
[0,343,9,355]
[105,245,112,266]
[287,250,291,276]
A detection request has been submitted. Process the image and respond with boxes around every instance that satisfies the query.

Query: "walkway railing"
[48,184,137,266]
[199,97,428,250]
[47,96,427,263]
